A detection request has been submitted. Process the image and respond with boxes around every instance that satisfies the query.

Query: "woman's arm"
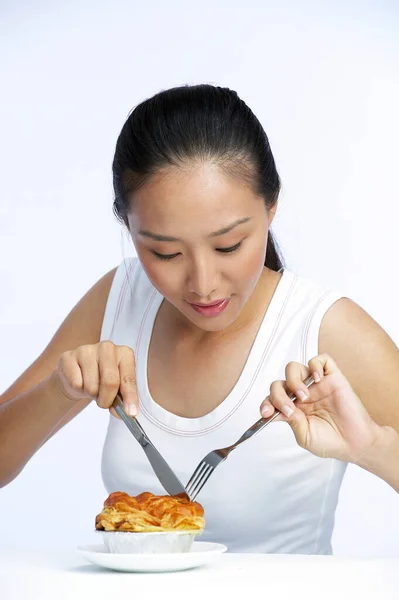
[0,267,116,487]
[321,297,399,490]
[319,297,399,432]
[261,352,399,492]
[261,294,399,491]
[355,424,399,493]
[320,297,399,491]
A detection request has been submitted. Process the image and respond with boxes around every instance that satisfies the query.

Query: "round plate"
[76,541,227,573]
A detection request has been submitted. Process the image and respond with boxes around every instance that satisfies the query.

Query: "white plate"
[76,541,227,573]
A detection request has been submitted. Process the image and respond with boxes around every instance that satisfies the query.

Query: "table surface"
[1,550,399,600]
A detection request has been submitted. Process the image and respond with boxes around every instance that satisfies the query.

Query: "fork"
[185,375,315,501]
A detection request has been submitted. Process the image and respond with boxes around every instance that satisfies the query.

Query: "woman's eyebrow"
[209,217,252,237]
[139,217,252,242]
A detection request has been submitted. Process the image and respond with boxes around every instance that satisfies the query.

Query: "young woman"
[1,84,398,554]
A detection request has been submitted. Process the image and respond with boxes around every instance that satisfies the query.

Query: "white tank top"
[100,258,348,554]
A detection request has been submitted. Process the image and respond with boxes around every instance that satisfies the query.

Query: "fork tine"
[187,464,214,501]
[186,463,209,497]
[185,461,208,495]
[189,466,214,502]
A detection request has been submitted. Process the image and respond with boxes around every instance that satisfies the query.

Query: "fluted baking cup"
[99,530,203,554]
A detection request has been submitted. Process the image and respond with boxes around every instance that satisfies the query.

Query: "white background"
[0,0,398,556]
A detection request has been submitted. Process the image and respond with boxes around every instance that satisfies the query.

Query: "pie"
[95,491,205,532]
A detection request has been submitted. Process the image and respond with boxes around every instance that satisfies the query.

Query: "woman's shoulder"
[0,264,120,408]
[46,265,121,349]
[277,267,347,316]
[284,267,342,295]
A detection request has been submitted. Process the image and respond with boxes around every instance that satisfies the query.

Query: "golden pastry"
[95,491,205,532]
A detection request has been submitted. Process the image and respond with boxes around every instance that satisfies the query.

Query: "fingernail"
[126,404,137,416]
[313,371,321,383]
[296,389,308,402]
[281,405,294,418]
[261,405,271,417]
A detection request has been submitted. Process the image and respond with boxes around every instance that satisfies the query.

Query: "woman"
[1,84,398,555]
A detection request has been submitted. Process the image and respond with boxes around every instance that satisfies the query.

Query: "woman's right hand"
[53,341,139,417]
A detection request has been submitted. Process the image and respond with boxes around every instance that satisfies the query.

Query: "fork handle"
[230,375,315,449]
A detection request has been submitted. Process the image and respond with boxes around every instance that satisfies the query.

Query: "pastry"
[95,491,205,532]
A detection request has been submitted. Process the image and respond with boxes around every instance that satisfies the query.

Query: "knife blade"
[113,395,189,499]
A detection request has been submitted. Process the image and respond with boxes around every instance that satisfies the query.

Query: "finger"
[308,353,340,378]
[109,407,120,419]
[76,345,100,399]
[117,345,139,417]
[97,341,120,409]
[268,380,297,418]
[285,362,312,402]
[307,355,327,388]
[268,381,310,445]
[58,351,84,399]
[261,381,295,420]
[299,354,344,403]
[260,396,278,419]
[260,402,286,423]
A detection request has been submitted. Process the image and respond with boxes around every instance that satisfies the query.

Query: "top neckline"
[136,268,296,436]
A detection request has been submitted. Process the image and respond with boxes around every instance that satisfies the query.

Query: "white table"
[1,550,398,600]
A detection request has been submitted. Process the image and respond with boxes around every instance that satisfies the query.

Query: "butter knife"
[113,394,189,499]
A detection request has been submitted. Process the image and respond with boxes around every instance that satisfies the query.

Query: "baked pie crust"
[95,491,205,532]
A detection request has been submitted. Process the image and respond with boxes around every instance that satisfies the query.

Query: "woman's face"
[127,162,275,332]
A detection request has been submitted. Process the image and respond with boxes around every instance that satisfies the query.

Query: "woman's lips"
[189,298,230,317]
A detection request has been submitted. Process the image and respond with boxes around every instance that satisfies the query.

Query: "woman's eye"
[216,242,242,254]
[152,251,180,261]
[152,241,242,260]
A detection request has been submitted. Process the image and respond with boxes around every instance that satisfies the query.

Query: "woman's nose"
[187,259,217,299]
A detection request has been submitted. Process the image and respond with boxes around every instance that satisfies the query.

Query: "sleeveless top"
[100,258,348,555]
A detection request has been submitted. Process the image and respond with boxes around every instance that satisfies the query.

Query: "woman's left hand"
[260,353,381,463]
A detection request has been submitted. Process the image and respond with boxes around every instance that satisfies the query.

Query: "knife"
[113,394,189,499]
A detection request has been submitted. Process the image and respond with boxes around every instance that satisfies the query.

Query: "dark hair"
[112,84,285,271]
